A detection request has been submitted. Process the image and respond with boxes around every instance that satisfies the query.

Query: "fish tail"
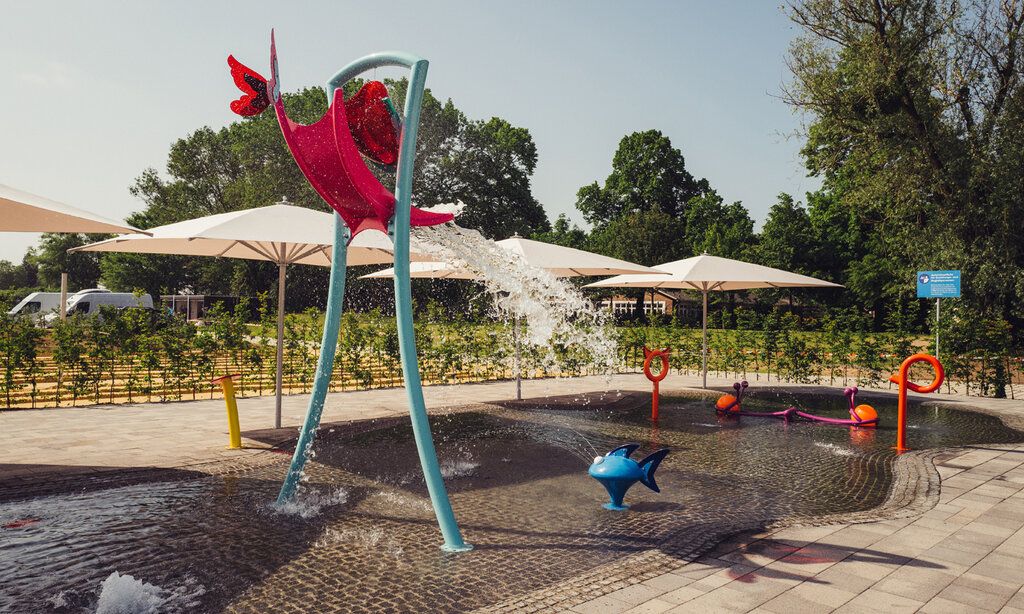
[639,449,670,492]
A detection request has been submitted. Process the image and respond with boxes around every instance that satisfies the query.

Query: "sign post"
[917,270,961,360]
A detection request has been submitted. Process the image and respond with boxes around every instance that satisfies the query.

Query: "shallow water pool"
[1,392,1019,612]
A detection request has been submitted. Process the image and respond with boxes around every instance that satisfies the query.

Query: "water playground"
[3,29,1024,614]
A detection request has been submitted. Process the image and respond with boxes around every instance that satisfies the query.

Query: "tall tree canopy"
[419,117,549,239]
[587,209,688,267]
[101,80,548,304]
[757,193,818,276]
[683,190,756,259]
[577,130,710,266]
[532,214,587,249]
[34,233,103,290]
[576,130,709,227]
[786,0,1024,326]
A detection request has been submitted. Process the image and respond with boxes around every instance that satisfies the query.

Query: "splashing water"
[813,441,857,457]
[269,487,349,519]
[439,458,479,478]
[367,490,433,515]
[316,527,406,558]
[413,224,618,377]
[93,572,166,614]
[86,571,205,614]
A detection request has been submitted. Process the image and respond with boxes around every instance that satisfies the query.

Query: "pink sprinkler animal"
[715,381,878,427]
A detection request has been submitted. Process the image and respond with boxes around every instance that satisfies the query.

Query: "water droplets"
[412,224,618,377]
[268,487,349,519]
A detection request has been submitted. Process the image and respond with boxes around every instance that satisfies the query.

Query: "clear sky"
[0,0,818,262]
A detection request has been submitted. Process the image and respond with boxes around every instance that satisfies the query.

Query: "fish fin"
[639,448,670,492]
[608,444,640,458]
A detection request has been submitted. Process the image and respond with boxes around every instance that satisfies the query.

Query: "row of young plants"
[618,304,1019,397]
[0,300,1018,409]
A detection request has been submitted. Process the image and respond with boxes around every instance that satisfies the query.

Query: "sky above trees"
[0,1,816,262]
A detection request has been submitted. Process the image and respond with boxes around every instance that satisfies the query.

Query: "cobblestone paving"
[604,443,1024,614]
[2,392,1020,613]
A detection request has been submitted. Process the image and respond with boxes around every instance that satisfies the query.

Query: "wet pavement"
[1,391,1021,613]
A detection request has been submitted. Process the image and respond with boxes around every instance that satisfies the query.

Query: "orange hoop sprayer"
[889,353,944,452]
[643,346,671,421]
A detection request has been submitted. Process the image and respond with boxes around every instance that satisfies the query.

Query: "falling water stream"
[413,223,618,377]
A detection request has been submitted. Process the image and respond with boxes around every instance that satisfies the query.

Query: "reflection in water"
[850,426,877,447]
[0,395,1019,613]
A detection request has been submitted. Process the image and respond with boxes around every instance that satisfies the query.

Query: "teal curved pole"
[277,51,469,551]
[389,58,471,553]
[277,214,349,503]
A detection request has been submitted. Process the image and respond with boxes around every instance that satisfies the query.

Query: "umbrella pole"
[514,315,521,400]
[278,218,349,503]
[702,288,708,389]
[275,262,286,429]
[59,272,68,320]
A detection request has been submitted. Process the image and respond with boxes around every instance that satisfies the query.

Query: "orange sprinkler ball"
[716,394,740,413]
[852,404,878,425]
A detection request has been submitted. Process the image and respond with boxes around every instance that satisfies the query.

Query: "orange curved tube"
[889,353,945,452]
[643,346,671,421]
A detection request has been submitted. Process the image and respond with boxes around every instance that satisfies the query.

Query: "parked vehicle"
[67,292,154,315]
[7,292,63,319]
[41,292,154,323]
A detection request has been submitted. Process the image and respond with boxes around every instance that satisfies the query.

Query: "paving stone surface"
[2,372,1024,612]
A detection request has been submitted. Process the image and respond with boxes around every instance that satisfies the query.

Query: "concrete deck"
[3,372,1024,613]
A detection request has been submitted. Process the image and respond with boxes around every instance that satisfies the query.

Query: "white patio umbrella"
[585,253,842,388]
[361,235,659,399]
[72,202,435,428]
[2,183,146,319]
[0,183,142,234]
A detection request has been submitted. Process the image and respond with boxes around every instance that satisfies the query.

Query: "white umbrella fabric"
[585,253,842,387]
[361,234,659,399]
[0,184,142,234]
[72,203,433,427]
[2,183,146,320]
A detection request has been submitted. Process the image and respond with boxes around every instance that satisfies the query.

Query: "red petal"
[344,81,400,165]
[227,55,270,117]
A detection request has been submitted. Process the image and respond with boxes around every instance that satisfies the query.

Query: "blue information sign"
[917,270,961,298]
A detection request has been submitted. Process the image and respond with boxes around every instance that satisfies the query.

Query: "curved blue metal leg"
[389,220,471,552]
[277,214,350,503]
[389,58,470,552]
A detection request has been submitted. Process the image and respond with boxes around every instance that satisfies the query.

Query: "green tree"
[34,233,104,289]
[532,213,587,249]
[756,193,818,275]
[786,0,1024,335]
[0,313,42,407]
[431,117,549,239]
[684,190,756,258]
[577,130,709,226]
[587,209,687,267]
[0,254,38,290]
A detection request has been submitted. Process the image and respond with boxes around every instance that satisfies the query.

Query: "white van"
[64,292,154,317]
[7,292,63,319]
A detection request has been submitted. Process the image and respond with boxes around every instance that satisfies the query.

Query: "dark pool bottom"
[1,393,1021,613]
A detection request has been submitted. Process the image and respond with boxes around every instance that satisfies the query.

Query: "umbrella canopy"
[72,203,434,428]
[362,261,479,280]
[361,234,659,399]
[0,183,142,234]
[585,254,842,387]
[70,204,430,266]
[361,235,658,279]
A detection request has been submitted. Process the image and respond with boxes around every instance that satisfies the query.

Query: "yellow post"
[213,374,242,449]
